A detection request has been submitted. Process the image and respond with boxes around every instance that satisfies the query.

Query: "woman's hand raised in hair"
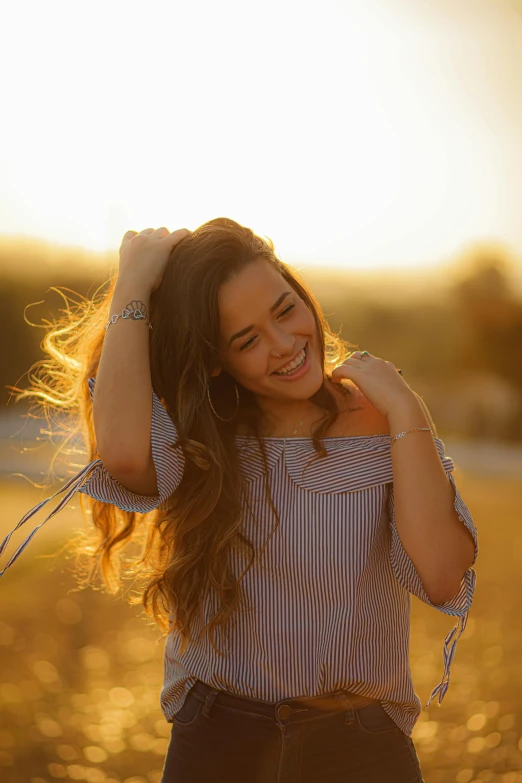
[118,227,192,293]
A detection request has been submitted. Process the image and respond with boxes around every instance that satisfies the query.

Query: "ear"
[210,367,222,379]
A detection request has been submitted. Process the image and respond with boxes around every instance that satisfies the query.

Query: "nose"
[272,346,295,359]
[271,338,296,357]
[268,322,297,358]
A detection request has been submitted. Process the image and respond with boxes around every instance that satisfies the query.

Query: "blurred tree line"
[1,240,522,441]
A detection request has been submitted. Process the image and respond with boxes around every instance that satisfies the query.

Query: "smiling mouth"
[271,343,308,375]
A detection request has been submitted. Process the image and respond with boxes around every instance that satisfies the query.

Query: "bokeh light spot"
[33,660,60,683]
[83,745,109,763]
[80,646,111,672]
[102,738,126,754]
[56,744,80,761]
[0,683,22,703]
[456,770,474,783]
[484,731,501,748]
[154,720,171,738]
[467,713,487,731]
[36,717,63,738]
[483,701,500,718]
[151,738,169,755]
[128,733,153,752]
[47,762,67,778]
[497,713,515,730]
[109,687,134,708]
[67,764,89,780]
[467,736,486,753]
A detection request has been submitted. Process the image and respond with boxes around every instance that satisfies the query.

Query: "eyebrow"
[228,291,293,346]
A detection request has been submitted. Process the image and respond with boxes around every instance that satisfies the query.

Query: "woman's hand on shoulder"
[333,379,390,437]
[331,351,415,419]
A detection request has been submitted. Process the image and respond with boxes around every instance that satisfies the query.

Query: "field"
[0,469,521,783]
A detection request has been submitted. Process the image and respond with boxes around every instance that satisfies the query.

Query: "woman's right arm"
[92,275,159,493]
[83,227,191,504]
[82,371,185,509]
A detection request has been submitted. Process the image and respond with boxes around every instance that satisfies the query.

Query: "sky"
[1,0,522,273]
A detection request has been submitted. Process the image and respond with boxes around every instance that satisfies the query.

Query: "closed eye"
[239,304,296,350]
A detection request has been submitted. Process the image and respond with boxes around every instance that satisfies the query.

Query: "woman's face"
[214,259,324,403]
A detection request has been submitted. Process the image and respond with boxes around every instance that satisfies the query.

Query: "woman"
[2,218,478,782]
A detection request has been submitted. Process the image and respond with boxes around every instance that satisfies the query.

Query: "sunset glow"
[1,0,522,272]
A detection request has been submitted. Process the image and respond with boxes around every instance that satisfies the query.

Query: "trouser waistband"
[188,679,380,723]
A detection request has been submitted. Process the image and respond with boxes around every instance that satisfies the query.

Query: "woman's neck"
[238,380,356,438]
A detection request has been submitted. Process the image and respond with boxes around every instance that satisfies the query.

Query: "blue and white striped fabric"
[1,376,478,738]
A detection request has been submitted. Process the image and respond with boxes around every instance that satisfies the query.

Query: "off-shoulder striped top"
[0,376,479,738]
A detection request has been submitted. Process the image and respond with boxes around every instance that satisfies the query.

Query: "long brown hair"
[10,217,360,655]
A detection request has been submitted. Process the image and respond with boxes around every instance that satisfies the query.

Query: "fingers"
[347,352,402,374]
[121,228,153,243]
[122,227,191,243]
[168,227,192,244]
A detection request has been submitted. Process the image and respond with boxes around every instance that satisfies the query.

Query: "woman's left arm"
[388,391,477,607]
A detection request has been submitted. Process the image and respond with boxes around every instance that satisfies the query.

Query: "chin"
[281,365,324,396]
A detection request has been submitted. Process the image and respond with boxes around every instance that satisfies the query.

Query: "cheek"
[227,349,260,377]
[298,302,315,326]
[301,310,317,339]
[235,345,276,382]
[243,352,268,377]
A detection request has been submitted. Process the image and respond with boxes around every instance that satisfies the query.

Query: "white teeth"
[274,347,306,375]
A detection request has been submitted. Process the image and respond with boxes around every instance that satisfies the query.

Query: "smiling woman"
[1,217,477,782]
[209,258,349,437]
[3,214,362,641]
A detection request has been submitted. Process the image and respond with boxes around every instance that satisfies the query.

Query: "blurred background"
[1,1,522,781]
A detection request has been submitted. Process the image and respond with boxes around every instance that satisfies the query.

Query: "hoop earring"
[207,379,240,421]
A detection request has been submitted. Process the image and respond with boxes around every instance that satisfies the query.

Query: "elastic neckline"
[234,433,392,441]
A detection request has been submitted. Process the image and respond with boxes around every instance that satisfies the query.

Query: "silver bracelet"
[390,426,433,446]
[105,299,153,332]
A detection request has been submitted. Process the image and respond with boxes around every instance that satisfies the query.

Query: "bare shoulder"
[336,383,438,438]
[333,380,391,437]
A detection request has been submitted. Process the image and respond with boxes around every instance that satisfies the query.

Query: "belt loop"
[202,688,220,719]
[335,691,355,726]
